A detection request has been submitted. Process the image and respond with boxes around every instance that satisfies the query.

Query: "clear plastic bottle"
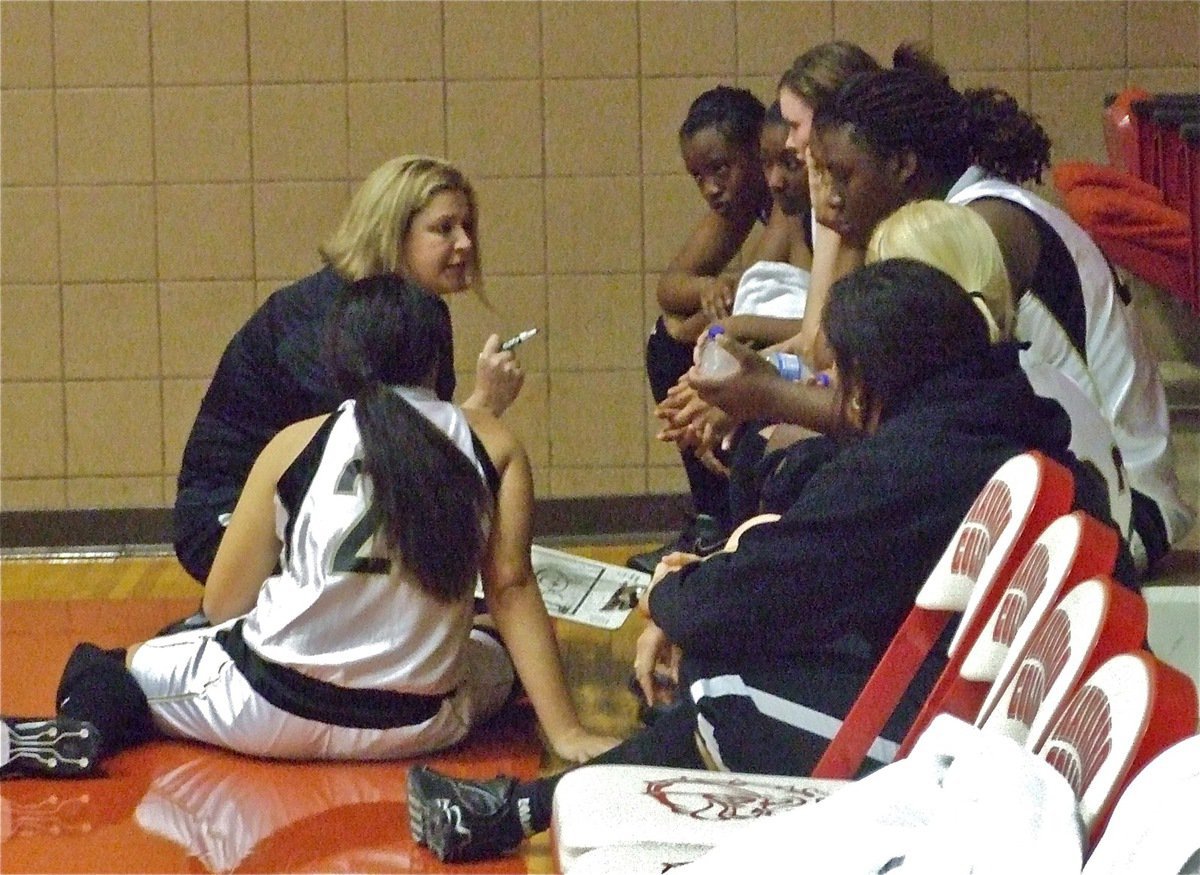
[697,325,739,377]
[763,351,812,382]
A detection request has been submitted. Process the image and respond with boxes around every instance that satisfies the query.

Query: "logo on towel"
[643,775,827,821]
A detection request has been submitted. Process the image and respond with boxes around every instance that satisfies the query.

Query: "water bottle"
[763,351,811,382]
[697,325,739,377]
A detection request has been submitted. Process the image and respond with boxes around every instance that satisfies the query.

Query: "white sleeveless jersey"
[947,170,1194,548]
[241,387,486,696]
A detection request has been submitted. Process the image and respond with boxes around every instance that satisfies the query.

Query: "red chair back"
[809,452,1074,779]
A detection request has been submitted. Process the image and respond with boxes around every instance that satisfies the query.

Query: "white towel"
[731,261,809,319]
[680,715,1083,875]
[1083,734,1200,875]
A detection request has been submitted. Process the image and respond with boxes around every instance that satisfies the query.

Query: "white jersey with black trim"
[947,169,1194,549]
[241,387,486,697]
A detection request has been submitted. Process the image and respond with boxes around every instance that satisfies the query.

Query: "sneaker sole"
[2,719,100,779]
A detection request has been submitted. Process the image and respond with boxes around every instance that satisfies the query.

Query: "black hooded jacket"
[648,344,1131,686]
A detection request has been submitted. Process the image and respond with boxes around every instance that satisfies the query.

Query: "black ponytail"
[326,274,491,602]
[355,383,490,602]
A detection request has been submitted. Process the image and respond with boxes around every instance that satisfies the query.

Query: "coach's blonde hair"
[866,200,1014,343]
[320,155,482,290]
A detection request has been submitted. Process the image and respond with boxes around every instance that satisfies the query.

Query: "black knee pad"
[56,643,159,757]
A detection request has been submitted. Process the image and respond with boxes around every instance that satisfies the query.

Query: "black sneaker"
[626,513,726,574]
[407,765,526,862]
[1,719,101,779]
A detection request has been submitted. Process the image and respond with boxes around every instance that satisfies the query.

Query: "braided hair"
[816,44,1051,185]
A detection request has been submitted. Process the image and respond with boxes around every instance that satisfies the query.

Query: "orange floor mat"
[1,599,541,873]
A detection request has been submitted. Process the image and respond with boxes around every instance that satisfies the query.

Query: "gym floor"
[0,541,654,874]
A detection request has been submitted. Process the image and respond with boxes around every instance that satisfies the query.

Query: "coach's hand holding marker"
[501,328,539,352]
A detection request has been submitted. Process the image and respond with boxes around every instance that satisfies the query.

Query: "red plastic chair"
[974,576,1148,749]
[1103,87,1153,178]
[1036,651,1199,846]
[809,451,1074,779]
[893,511,1119,758]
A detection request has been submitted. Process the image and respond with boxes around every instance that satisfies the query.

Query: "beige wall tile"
[447,275,547,375]
[160,281,256,378]
[251,84,348,180]
[53,0,150,87]
[348,82,446,178]
[151,1,248,85]
[647,464,689,496]
[641,77,719,174]
[736,3,835,78]
[542,3,639,78]
[163,378,210,476]
[644,379,683,468]
[65,380,162,476]
[253,182,348,278]
[530,466,549,498]
[447,80,543,178]
[157,184,254,280]
[248,1,345,83]
[0,0,1188,515]
[2,479,67,510]
[62,283,158,380]
[59,186,156,283]
[640,1,736,78]
[833,1,932,64]
[1,187,58,284]
[444,2,540,80]
[500,371,550,471]
[546,79,640,176]
[472,177,546,275]
[2,2,53,88]
[546,176,642,274]
[0,284,61,381]
[154,86,252,182]
[953,70,1031,108]
[549,370,646,467]
[347,1,443,81]
[256,278,282,308]
[738,75,782,109]
[1,90,56,185]
[1148,0,1200,69]
[547,274,644,372]
[1032,70,1127,166]
[67,476,163,509]
[56,88,154,184]
[933,1,1027,72]
[643,174,709,273]
[550,466,647,498]
[1030,2,1125,71]
[643,275,661,336]
[1,381,64,478]
[1130,68,1200,94]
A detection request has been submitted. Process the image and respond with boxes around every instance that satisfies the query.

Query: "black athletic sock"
[513,698,706,836]
[55,643,159,758]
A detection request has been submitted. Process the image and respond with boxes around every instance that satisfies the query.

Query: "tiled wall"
[2,1,1198,511]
